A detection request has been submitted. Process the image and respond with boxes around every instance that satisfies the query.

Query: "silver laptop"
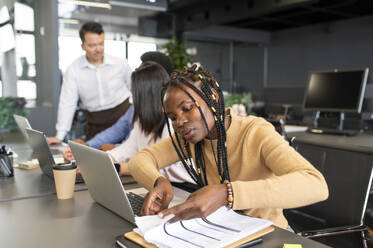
[69,141,188,224]
[14,114,67,152]
[26,128,84,183]
[13,114,32,141]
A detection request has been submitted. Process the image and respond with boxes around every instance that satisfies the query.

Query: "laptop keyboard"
[127,192,145,215]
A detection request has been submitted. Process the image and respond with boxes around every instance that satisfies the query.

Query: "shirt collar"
[80,54,114,68]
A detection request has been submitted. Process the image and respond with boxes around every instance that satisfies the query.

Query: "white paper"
[135,206,273,248]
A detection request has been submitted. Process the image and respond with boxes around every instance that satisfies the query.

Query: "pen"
[235,238,263,248]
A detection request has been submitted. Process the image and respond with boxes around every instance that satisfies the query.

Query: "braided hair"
[161,64,230,188]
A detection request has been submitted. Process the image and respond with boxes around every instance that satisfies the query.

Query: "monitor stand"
[307,112,358,136]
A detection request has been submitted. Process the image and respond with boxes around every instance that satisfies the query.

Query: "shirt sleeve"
[122,59,132,91]
[86,105,134,148]
[106,121,142,163]
[55,66,79,140]
[231,122,329,210]
[128,135,180,190]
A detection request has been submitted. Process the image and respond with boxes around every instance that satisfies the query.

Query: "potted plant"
[224,92,254,116]
[0,97,28,132]
[162,36,192,70]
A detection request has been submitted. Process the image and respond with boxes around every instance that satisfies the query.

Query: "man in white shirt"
[47,22,132,144]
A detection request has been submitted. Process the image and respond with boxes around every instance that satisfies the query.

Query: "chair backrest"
[287,142,373,230]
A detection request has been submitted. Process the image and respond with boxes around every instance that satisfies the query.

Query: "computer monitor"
[303,68,369,113]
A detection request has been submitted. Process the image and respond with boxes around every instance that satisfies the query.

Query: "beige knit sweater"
[128,110,329,228]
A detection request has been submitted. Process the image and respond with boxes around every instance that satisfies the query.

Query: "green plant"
[162,36,192,70]
[224,92,255,115]
[0,97,28,131]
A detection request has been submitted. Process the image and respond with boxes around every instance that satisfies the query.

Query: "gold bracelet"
[224,180,234,209]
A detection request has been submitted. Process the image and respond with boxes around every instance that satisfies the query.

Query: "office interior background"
[1,0,373,135]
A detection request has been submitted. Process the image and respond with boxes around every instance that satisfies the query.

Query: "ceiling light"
[109,0,167,12]
[58,0,112,9]
[59,18,80,24]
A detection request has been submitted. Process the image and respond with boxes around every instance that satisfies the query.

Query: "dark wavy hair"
[132,61,170,142]
[79,22,104,42]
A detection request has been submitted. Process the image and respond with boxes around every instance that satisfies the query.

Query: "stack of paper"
[134,206,273,248]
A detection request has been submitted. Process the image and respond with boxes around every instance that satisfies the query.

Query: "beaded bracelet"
[224,180,234,209]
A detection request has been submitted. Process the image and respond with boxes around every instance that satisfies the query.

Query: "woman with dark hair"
[127,64,329,228]
[107,61,194,183]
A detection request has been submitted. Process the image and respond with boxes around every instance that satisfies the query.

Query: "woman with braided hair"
[128,64,328,228]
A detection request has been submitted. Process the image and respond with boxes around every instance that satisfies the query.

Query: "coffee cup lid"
[53,162,77,170]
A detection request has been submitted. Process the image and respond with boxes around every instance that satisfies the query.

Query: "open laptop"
[69,141,188,224]
[13,114,67,153]
[14,114,32,141]
[25,128,84,183]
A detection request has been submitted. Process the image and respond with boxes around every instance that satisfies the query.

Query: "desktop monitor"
[303,68,369,113]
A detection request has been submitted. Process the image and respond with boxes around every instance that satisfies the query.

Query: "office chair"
[284,140,373,248]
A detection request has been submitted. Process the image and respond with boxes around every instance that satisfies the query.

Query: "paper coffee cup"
[53,162,77,200]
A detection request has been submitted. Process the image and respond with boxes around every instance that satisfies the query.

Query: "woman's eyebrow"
[177,100,186,109]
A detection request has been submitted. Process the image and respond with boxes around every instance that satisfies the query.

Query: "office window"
[105,39,127,59]
[128,41,156,70]
[58,36,128,73]
[17,80,36,99]
[14,2,36,100]
[58,36,84,73]
[0,52,2,97]
[14,2,34,32]
[58,33,156,73]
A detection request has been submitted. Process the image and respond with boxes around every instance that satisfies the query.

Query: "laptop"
[25,128,84,183]
[69,141,189,224]
[13,114,67,153]
[13,114,32,141]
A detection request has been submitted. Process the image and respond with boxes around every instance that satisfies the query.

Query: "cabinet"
[294,142,373,227]
[286,132,373,248]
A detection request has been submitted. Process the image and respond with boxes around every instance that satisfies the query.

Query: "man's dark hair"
[131,61,169,142]
[140,51,174,75]
[79,22,104,43]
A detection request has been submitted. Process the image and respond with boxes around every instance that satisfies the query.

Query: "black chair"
[284,140,373,248]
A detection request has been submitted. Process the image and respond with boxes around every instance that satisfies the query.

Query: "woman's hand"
[63,139,88,162]
[63,147,74,162]
[99,143,115,151]
[46,136,62,145]
[141,177,174,216]
[158,183,227,223]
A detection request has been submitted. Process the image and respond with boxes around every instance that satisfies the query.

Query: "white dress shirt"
[56,54,132,140]
[107,121,195,184]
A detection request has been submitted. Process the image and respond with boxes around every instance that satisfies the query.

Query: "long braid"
[161,64,230,186]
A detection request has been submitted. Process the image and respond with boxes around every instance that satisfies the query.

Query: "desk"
[0,131,134,202]
[287,131,373,247]
[0,189,331,248]
[0,168,88,202]
[0,131,87,202]
[0,131,331,247]
[291,131,373,153]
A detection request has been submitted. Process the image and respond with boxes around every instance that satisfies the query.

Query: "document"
[134,206,273,248]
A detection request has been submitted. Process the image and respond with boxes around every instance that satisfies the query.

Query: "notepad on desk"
[120,206,274,248]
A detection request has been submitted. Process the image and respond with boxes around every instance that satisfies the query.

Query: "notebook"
[118,207,274,248]
[25,128,84,183]
[69,141,189,224]
[13,114,67,153]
